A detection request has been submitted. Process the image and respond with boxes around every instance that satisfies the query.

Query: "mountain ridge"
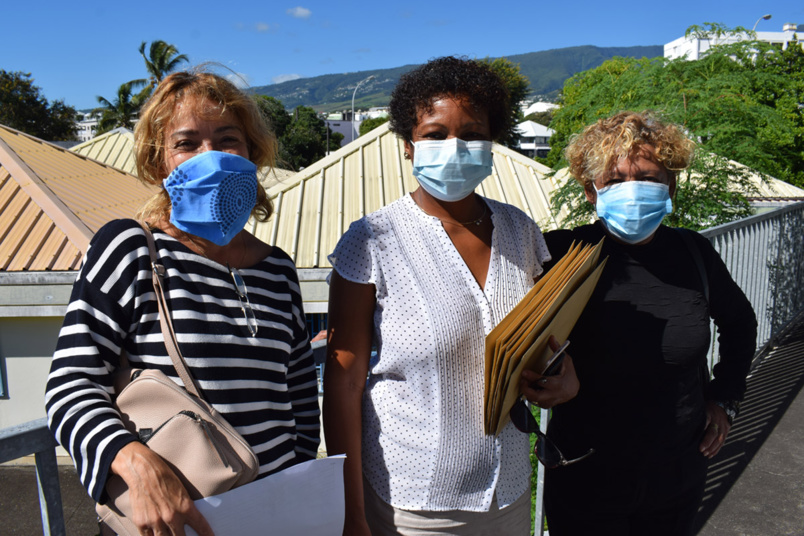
[249,45,664,112]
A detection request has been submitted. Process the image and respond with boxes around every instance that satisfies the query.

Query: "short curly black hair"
[389,56,511,143]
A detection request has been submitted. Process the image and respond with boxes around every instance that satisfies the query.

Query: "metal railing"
[2,203,803,536]
[700,202,804,367]
[533,201,804,535]
[0,418,64,535]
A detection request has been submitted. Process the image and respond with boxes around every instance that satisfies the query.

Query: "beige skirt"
[363,478,532,536]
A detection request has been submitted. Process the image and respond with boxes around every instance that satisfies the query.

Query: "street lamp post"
[752,14,772,33]
[351,75,375,142]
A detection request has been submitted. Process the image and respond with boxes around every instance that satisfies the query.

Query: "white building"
[665,23,801,60]
[75,113,99,142]
[515,120,554,159]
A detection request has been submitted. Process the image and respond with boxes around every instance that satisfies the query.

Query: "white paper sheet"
[187,455,345,536]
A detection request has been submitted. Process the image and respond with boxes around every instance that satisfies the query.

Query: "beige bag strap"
[137,221,203,400]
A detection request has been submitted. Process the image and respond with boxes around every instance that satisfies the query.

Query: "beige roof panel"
[0,124,156,272]
[71,128,138,175]
[252,123,563,268]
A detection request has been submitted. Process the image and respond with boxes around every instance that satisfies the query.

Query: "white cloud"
[272,74,303,84]
[286,6,312,19]
[255,22,278,33]
[235,21,278,33]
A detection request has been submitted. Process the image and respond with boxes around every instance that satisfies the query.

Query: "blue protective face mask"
[411,139,493,202]
[163,151,258,246]
[594,181,673,244]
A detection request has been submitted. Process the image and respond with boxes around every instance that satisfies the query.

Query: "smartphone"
[541,340,570,376]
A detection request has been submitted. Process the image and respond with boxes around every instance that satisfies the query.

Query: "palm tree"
[138,40,189,93]
[94,81,147,134]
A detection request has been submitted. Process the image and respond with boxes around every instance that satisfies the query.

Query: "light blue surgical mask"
[163,151,258,246]
[594,181,672,244]
[411,139,493,202]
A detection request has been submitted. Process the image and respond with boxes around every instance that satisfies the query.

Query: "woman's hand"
[519,336,579,409]
[700,401,731,458]
[111,442,213,536]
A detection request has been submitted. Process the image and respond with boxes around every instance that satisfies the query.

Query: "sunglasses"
[509,400,594,468]
[228,266,259,337]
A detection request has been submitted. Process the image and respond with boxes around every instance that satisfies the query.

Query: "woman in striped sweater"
[45,70,320,535]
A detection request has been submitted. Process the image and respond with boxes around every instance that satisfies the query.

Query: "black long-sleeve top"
[543,223,757,463]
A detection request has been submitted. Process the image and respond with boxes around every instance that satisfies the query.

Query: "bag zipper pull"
[194,414,230,468]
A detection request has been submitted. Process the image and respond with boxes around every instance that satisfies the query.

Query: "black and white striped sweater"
[45,219,320,502]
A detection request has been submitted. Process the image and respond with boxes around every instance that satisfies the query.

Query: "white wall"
[0,317,62,429]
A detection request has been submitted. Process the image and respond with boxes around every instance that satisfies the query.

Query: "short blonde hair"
[565,111,695,189]
[134,69,276,224]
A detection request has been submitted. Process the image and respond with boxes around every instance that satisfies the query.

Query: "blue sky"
[3,0,803,110]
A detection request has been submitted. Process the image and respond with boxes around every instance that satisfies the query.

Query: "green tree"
[137,40,189,98]
[95,81,147,134]
[546,24,804,228]
[359,116,389,136]
[478,57,530,147]
[0,70,77,141]
[255,95,291,138]
[277,106,343,170]
[524,110,554,127]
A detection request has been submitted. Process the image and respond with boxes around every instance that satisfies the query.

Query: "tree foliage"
[478,57,530,147]
[255,95,291,138]
[255,98,343,170]
[546,24,804,229]
[359,116,389,136]
[137,40,189,99]
[95,81,147,134]
[524,110,554,127]
[0,70,77,141]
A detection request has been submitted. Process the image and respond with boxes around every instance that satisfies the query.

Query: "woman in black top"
[542,111,757,536]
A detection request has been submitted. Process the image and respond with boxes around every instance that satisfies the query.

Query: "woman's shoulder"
[543,223,603,256]
[485,198,540,233]
[486,198,529,219]
[87,219,149,257]
[339,196,411,243]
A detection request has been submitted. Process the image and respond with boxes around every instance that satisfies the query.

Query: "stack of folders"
[484,239,607,436]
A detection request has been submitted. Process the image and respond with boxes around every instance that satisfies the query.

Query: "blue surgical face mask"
[594,181,673,244]
[411,139,493,202]
[163,151,258,246]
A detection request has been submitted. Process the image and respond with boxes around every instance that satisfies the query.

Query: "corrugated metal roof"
[249,123,563,268]
[0,124,155,271]
[71,128,138,175]
[70,127,296,188]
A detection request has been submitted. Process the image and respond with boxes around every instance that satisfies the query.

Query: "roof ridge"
[0,126,93,252]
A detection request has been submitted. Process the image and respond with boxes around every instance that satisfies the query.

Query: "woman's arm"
[45,221,211,534]
[285,268,322,461]
[323,271,376,536]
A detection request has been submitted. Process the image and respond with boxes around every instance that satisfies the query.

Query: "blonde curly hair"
[134,68,276,224]
[565,111,695,190]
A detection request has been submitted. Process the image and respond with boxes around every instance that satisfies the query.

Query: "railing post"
[769,210,786,349]
[0,418,67,536]
[35,448,66,536]
[533,407,549,536]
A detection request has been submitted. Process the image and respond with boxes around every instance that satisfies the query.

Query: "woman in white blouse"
[324,57,578,535]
